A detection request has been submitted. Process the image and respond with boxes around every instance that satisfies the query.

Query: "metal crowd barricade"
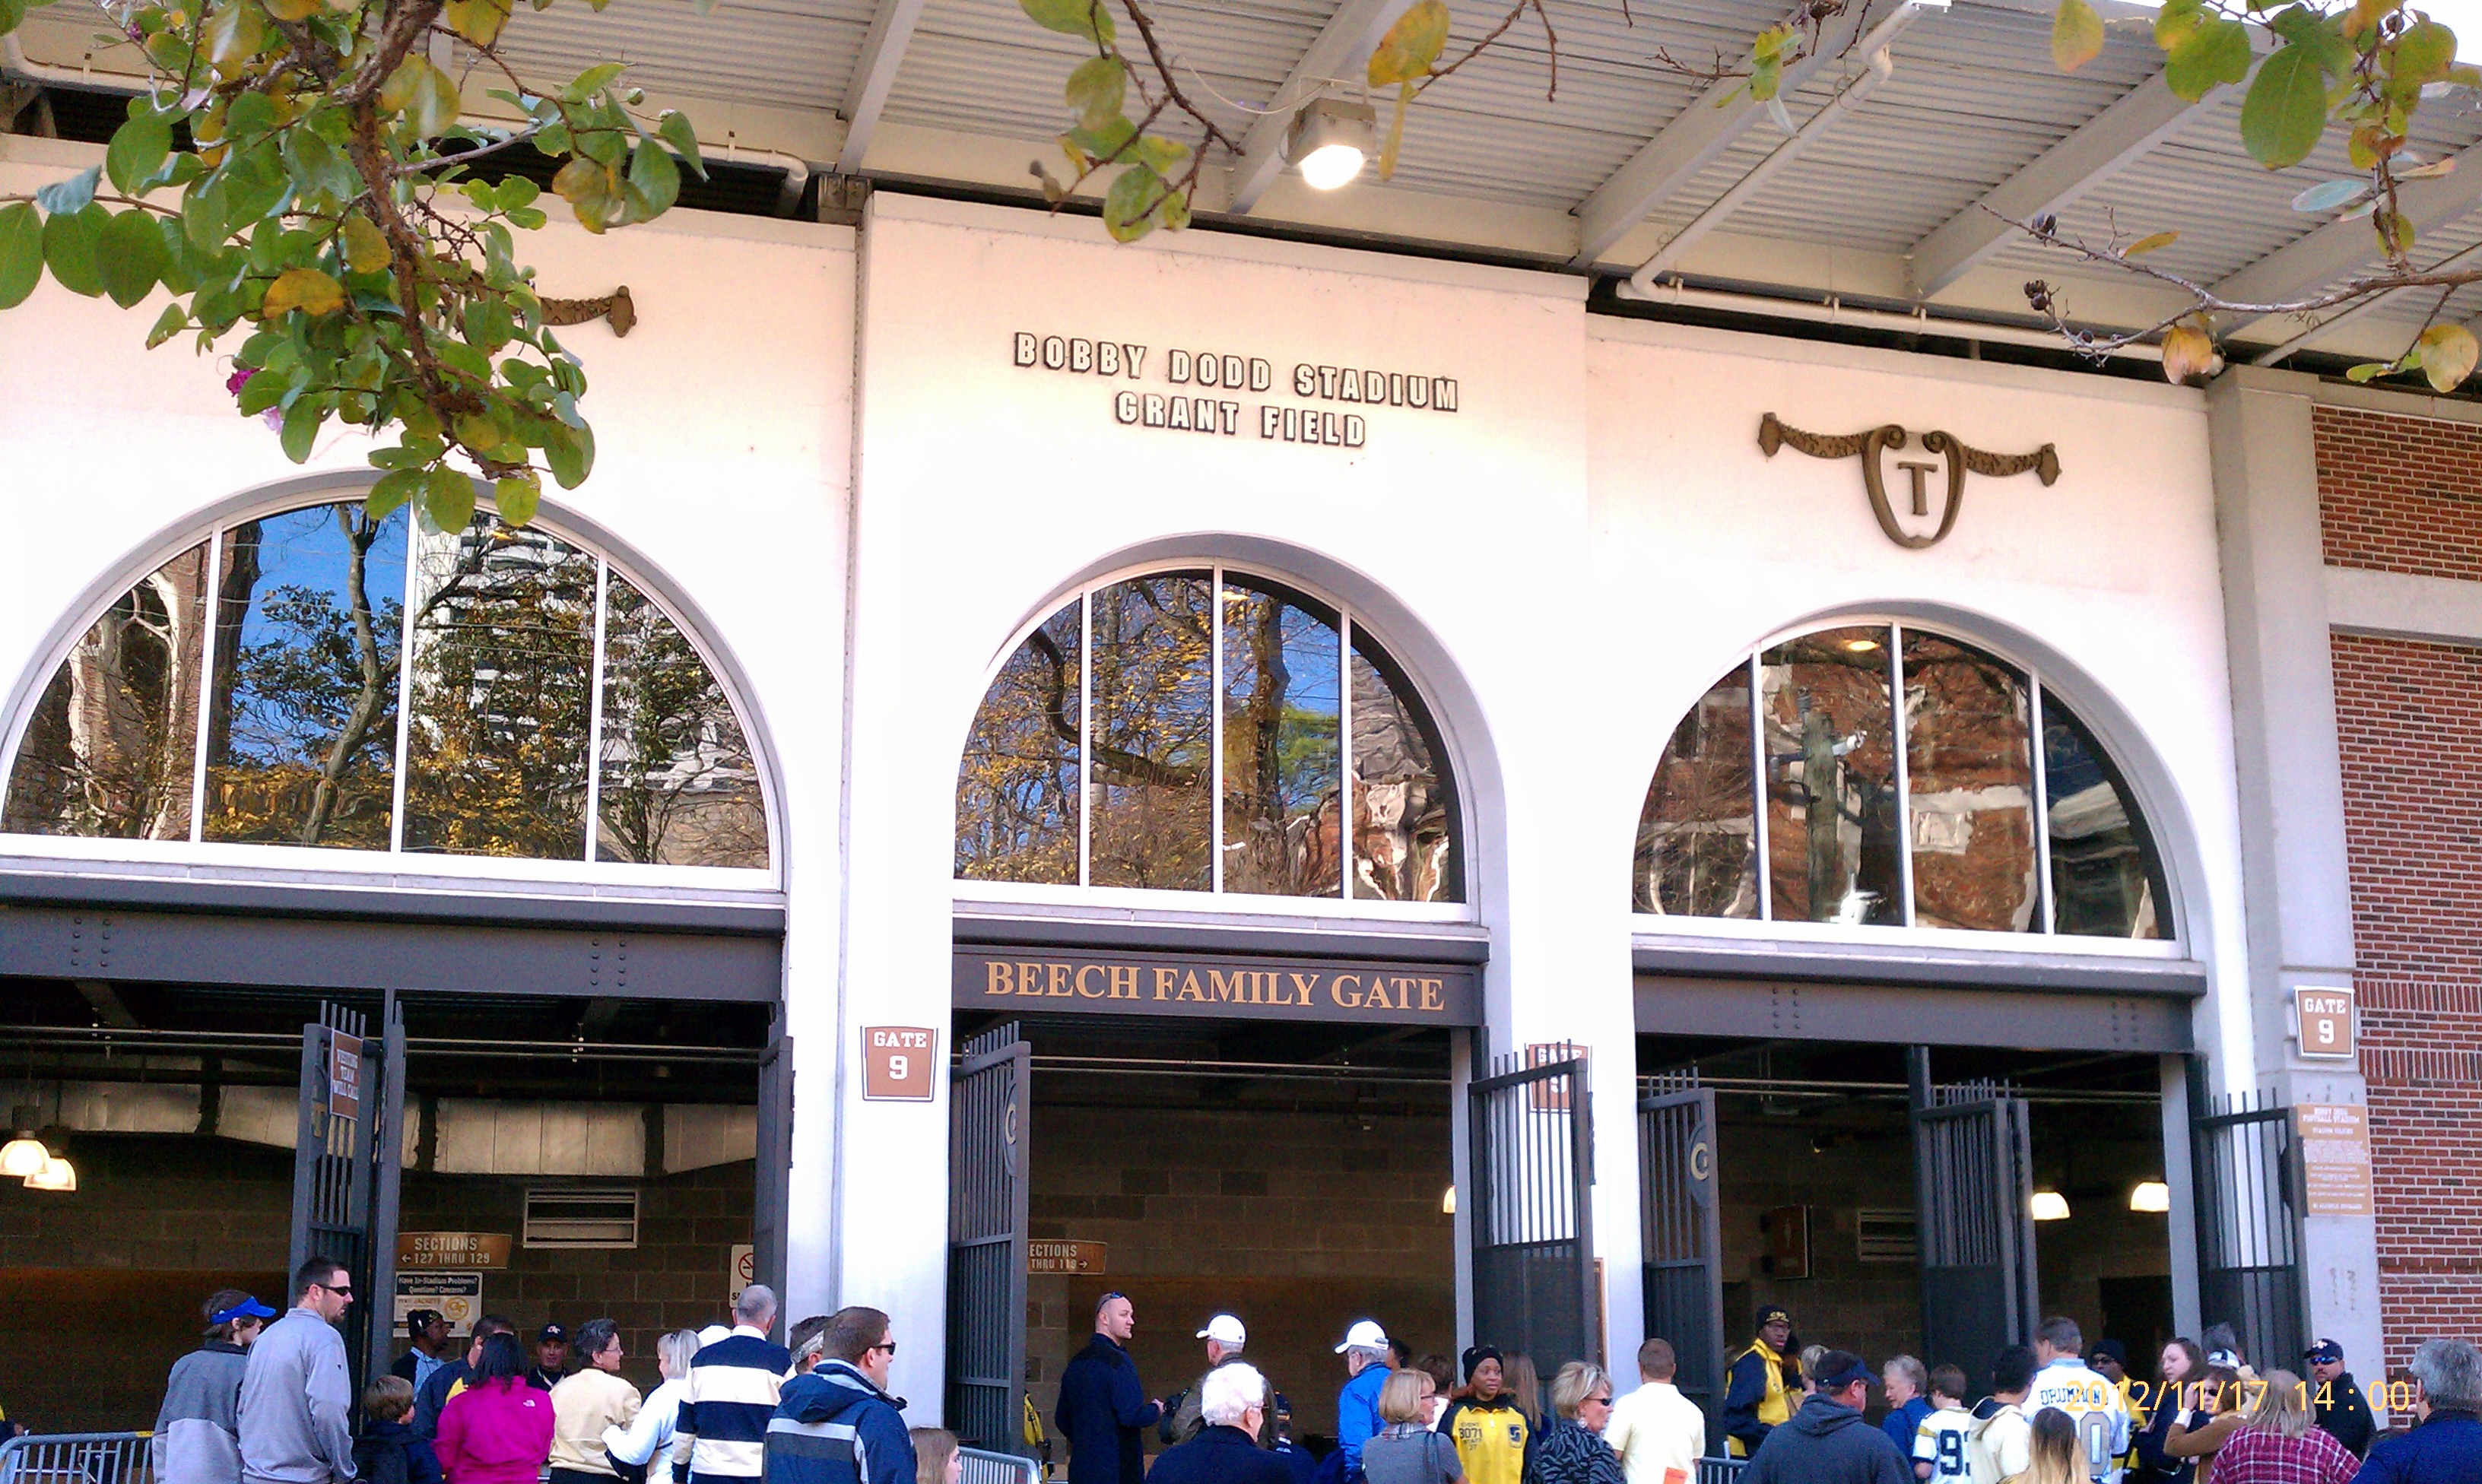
[957,1447,1039,1484]
[1694,1457,1748,1484]
[0,1432,155,1484]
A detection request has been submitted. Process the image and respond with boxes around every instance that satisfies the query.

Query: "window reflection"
[402,515,596,858]
[203,506,406,848]
[596,575,768,867]
[1088,573,1214,891]
[2042,693,2168,939]
[1636,662,1757,917]
[1903,632,2038,932]
[956,600,1082,883]
[1,544,208,840]
[1221,579,1342,897]
[1351,631,1458,902]
[1762,626,1902,925]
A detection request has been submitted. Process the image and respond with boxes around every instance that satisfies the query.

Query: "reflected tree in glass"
[957,600,1083,883]
[1088,573,1214,891]
[1761,626,1901,924]
[2042,690,2169,938]
[1903,632,2039,931]
[203,503,406,848]
[1350,631,1459,902]
[1222,578,1342,897]
[596,574,769,868]
[1636,663,1757,917]
[402,515,595,858]
[1,544,208,840]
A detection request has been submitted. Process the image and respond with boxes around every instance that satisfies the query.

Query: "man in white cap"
[1335,1321,1392,1468]
[1163,1315,1274,1447]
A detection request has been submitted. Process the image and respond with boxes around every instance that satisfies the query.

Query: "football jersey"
[1912,1406,1976,1482]
[2027,1360,2132,1484]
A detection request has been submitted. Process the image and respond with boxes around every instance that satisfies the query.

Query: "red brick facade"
[2320,404,2482,1370]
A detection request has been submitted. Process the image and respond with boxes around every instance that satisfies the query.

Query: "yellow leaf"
[2342,0,2398,40]
[341,212,392,274]
[2420,323,2478,391]
[1368,0,1449,87]
[443,0,512,46]
[263,266,346,318]
[552,156,620,233]
[2399,156,2458,180]
[2160,321,2220,384]
[2052,0,2105,72]
[2124,230,2179,257]
[263,0,319,21]
[1377,80,1410,180]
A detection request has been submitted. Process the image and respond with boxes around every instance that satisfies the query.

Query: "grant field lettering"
[1011,331,1457,451]
[951,947,1483,1026]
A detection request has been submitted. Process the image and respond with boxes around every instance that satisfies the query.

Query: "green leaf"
[236,367,289,415]
[2053,0,2105,72]
[2154,0,2208,49]
[341,212,391,274]
[1368,0,1449,85]
[553,156,621,232]
[656,112,706,179]
[262,265,346,317]
[563,61,627,101]
[381,57,460,138]
[2242,45,2332,169]
[2392,18,2457,86]
[2419,323,2478,391]
[1102,162,1164,243]
[41,204,106,297]
[494,176,541,211]
[2267,5,2354,78]
[0,201,40,310]
[200,0,266,65]
[145,301,190,348]
[2165,16,2252,100]
[1018,0,1112,46]
[627,138,680,217]
[106,114,172,196]
[2343,360,2392,382]
[1748,54,1784,102]
[98,208,167,307]
[1127,135,1191,174]
[494,473,541,526]
[367,467,424,518]
[2293,177,2372,211]
[1066,55,1127,130]
[35,163,99,216]
[280,397,325,462]
[544,420,594,487]
[420,466,478,534]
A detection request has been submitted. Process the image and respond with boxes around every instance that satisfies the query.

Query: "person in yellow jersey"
[1722,1308,1802,1458]
[1436,1347,1531,1484]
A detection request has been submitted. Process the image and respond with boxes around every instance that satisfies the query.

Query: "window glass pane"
[957,600,1083,883]
[402,514,595,858]
[202,504,406,848]
[1220,577,1342,897]
[2042,690,2169,939]
[1088,573,1213,891]
[595,574,769,868]
[1350,628,1461,902]
[1903,632,2039,931]
[1636,663,1758,917]
[1761,626,1901,924]
[2,544,208,840]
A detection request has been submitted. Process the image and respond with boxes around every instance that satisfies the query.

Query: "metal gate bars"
[1638,1075,1725,1432]
[287,995,405,1395]
[2192,1090,2307,1370]
[1470,1048,1595,1368]
[1909,1066,2038,1379]
[947,1023,1030,1454]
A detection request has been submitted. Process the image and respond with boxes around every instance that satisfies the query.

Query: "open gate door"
[289,994,405,1397]
[2192,1091,2308,1368]
[1471,1048,1595,1367]
[1638,1077,1725,1433]
[753,1019,794,1304]
[1909,1064,2037,1380]
[947,1023,1030,1453]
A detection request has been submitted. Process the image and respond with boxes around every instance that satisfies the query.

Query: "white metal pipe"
[1611,275,2166,361]
[2,34,149,93]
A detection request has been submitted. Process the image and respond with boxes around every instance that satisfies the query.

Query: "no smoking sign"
[863,1026,936,1101]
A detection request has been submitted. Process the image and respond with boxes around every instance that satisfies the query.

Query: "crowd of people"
[136,1258,2482,1484]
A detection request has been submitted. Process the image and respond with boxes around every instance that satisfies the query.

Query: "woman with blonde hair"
[1525,1364,1622,1484]
[2192,1371,2357,1484]
[601,1330,702,1484]
[2026,1409,2085,1484]
[1364,1371,1462,1484]
[909,1428,960,1484]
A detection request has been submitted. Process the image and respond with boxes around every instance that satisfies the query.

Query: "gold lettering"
[1048,963,1072,997]
[987,962,1013,996]
[1154,967,1176,1000]
[1289,972,1319,1007]
[1331,973,1363,1009]
[1420,978,1444,1012]
[1208,969,1246,1004]
[1110,966,1139,1000]
[1017,961,1046,996]
[1176,970,1208,1002]
[1076,964,1105,999]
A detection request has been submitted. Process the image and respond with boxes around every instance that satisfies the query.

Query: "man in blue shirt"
[1332,1321,1392,1467]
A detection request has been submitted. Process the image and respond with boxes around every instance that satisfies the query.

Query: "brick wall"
[2316,405,2482,582]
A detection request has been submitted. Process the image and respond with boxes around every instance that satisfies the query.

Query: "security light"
[1287,98,1377,191]
[24,1153,75,1192]
[1442,1184,1457,1215]
[2030,1190,2071,1221]
[2128,1181,2171,1213]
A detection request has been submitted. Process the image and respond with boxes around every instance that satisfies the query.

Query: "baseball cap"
[2306,1338,2345,1365]
[1755,1305,1791,1329]
[538,1324,568,1343]
[406,1309,443,1331]
[1198,1314,1247,1346]
[1335,1320,1389,1353]
[211,1297,278,1325]
[1812,1352,1876,1393]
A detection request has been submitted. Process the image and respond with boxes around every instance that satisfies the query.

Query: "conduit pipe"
[1614,274,2166,363]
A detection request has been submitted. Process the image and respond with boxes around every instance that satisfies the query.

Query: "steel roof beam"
[836,0,930,176]
[1228,0,1408,214]
[2211,138,2482,324]
[1906,68,2236,300]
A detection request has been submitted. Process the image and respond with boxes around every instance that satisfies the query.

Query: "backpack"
[1311,1445,1364,1484]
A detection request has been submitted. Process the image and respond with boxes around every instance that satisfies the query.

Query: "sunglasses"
[320,1283,354,1297]
[871,1341,897,1356]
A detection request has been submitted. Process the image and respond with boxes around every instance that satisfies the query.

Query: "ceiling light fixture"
[1441,1184,1457,1216]
[24,1153,75,1192]
[0,1106,46,1180]
[2030,1190,2071,1222]
[1287,98,1377,191]
[2128,1181,2171,1213]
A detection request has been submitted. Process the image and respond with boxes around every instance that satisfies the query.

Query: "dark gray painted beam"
[1634,973,2194,1053]
[0,867,786,936]
[954,909,1491,964]
[1631,935,2207,997]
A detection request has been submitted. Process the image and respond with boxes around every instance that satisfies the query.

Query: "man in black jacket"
[1741,1352,1909,1484]
[1146,1365,1289,1484]
[1055,1294,1161,1484]
[2305,1338,2376,1457]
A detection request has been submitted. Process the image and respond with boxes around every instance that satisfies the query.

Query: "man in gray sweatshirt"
[239,1256,360,1484]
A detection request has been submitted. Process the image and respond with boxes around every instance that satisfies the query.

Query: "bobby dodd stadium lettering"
[951,946,1482,1026]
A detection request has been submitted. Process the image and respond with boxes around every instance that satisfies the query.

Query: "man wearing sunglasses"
[238,1257,359,1484]
[764,1308,916,1484]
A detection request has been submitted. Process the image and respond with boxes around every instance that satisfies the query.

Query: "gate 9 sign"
[863,1027,936,1101]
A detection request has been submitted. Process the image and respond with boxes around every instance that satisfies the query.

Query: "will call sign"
[1011,331,1459,449]
[952,946,1483,1027]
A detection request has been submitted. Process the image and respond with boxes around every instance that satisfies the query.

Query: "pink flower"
[226,367,255,395]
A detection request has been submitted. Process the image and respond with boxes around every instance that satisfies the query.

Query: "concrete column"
[2203,366,2384,1397]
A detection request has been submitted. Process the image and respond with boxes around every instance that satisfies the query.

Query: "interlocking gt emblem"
[1758,412,2061,550]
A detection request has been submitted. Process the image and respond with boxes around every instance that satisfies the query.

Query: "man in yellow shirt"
[1722,1308,1800,1458]
[1437,1348,1531,1484]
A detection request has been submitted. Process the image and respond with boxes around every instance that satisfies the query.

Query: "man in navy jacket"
[2355,1338,2482,1484]
[1056,1295,1161,1484]
[764,1308,913,1484]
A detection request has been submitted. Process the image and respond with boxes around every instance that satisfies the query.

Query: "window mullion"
[1339,612,1353,902]
[1078,591,1092,889]
[1890,623,1915,928]
[582,559,610,864]
[1211,566,1224,896]
[187,526,221,844]
[2030,679,2055,934]
[388,517,421,855]
[1749,652,1770,921]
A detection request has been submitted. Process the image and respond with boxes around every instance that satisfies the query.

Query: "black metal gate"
[947,1023,1030,1453]
[1471,1048,1595,1368]
[288,995,405,1395]
[1910,1071,2036,1378]
[2192,1091,2307,1370]
[753,1020,793,1304]
[1638,1076,1725,1432]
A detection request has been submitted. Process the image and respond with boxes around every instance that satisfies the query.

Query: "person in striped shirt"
[673,1286,792,1484]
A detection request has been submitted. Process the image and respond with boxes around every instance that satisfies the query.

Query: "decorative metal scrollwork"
[1759,412,2061,550]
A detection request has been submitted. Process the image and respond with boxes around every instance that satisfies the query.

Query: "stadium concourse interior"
[1639,1035,2175,1398]
[961,1011,1458,1456]
[0,977,770,1432]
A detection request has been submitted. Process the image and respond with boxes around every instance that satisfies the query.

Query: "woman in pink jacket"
[436,1333,555,1484]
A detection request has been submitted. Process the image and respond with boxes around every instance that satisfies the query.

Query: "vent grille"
[524,1188,640,1248]
[1857,1208,1918,1264]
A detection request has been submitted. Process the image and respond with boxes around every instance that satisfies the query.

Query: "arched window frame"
[1634,617,2183,953]
[0,486,782,891]
[953,560,1475,924]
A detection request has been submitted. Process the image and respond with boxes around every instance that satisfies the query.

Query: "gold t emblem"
[1758,412,2061,550]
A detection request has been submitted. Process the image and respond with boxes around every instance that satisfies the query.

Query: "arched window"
[957,566,1462,903]
[2,495,770,871]
[1633,623,2166,939]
